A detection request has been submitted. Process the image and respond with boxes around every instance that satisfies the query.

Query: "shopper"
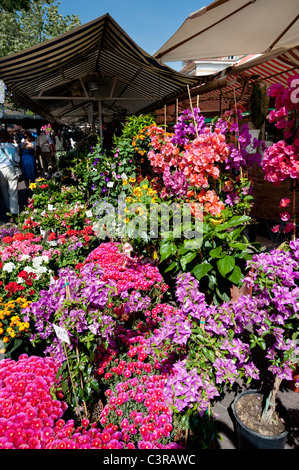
[0,129,19,219]
[37,128,55,175]
[20,131,36,187]
[54,130,65,165]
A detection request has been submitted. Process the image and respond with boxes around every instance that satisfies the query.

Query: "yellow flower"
[10,331,16,338]
[0,349,6,354]
[210,216,223,225]
[125,218,129,224]
[126,197,132,203]
[21,302,30,309]
[133,188,142,198]
[129,178,136,183]
[122,179,128,186]
[3,337,9,343]
[0,328,3,335]
[29,183,37,190]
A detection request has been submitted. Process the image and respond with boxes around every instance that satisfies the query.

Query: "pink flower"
[280,212,291,222]
[279,198,291,208]
[283,222,295,233]
[271,225,281,233]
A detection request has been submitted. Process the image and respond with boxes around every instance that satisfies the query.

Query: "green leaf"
[89,379,100,393]
[209,246,223,258]
[180,251,197,270]
[217,255,235,277]
[164,261,179,273]
[228,265,242,284]
[159,242,175,262]
[220,215,251,229]
[192,262,213,281]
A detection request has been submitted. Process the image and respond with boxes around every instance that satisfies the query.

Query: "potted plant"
[231,240,299,448]
[146,271,261,449]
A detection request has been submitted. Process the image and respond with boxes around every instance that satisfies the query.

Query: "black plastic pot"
[231,389,289,449]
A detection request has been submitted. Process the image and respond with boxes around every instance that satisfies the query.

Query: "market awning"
[188,46,299,114]
[0,14,201,127]
[155,0,299,62]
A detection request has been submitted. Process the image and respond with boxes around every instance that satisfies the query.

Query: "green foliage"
[0,0,81,57]
[0,0,47,13]
[158,208,261,304]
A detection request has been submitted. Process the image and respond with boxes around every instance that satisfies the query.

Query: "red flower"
[18,270,28,278]
[2,236,12,243]
[48,233,56,241]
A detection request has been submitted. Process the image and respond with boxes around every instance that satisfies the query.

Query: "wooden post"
[292,180,296,241]
[62,341,82,421]
[164,105,167,138]
[64,282,88,418]
[187,85,199,139]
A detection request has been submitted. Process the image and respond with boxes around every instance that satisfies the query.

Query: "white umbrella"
[155,0,299,62]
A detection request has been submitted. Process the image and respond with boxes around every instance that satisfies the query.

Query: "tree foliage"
[0,0,81,56]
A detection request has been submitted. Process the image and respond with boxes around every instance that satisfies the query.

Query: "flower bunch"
[262,75,299,186]
[84,242,167,303]
[215,113,264,170]
[147,272,259,416]
[190,189,225,217]
[171,107,205,147]
[0,354,116,449]
[267,76,299,144]
[147,125,180,174]
[0,233,57,301]
[243,241,299,378]
[132,126,152,157]
[100,369,180,449]
[0,297,31,356]
[180,127,229,188]
[46,225,98,272]
[271,197,295,235]
[262,140,299,185]
[41,123,52,135]
[0,226,18,241]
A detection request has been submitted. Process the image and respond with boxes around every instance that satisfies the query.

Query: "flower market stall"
[0,66,298,451]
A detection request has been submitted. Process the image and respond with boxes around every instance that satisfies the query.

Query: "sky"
[57,0,208,70]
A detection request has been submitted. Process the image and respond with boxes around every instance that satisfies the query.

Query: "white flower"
[2,262,16,273]
[32,255,49,267]
[19,254,30,261]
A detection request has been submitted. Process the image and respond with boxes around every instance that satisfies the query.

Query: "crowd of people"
[0,126,71,221]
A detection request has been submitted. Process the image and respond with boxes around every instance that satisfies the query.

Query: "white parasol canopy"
[155,0,299,62]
